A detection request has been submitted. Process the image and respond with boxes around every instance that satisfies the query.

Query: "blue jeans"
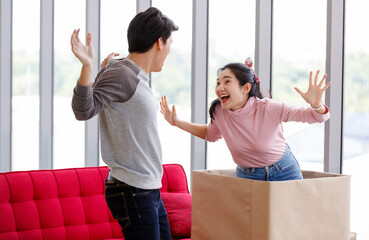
[104,177,171,240]
[236,145,303,181]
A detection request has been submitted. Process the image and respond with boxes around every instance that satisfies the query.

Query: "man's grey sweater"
[72,58,162,189]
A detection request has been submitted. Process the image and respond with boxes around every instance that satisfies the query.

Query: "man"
[70,7,178,240]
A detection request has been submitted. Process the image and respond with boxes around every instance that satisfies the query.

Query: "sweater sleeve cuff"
[74,81,93,98]
[312,104,330,122]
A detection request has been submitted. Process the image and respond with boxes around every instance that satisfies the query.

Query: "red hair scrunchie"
[245,57,260,84]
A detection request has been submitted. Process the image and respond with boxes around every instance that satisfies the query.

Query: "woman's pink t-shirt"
[205,97,330,167]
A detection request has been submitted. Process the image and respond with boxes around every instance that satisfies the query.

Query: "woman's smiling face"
[216,68,250,111]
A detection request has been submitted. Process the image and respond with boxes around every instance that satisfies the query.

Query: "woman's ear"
[243,82,252,94]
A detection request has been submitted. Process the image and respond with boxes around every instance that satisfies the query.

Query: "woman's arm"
[160,96,207,140]
[294,70,331,114]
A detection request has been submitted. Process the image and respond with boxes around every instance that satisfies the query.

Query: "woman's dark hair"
[209,63,264,121]
[127,7,178,53]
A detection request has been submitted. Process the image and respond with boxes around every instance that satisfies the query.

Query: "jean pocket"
[236,166,248,173]
[279,154,299,172]
[105,191,131,230]
[132,189,158,211]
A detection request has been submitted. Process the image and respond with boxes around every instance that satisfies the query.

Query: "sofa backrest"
[161,164,190,194]
[0,164,189,240]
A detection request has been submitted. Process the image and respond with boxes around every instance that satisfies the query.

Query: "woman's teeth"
[220,95,230,103]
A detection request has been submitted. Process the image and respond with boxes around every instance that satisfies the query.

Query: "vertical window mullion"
[40,0,54,169]
[0,0,12,171]
[137,0,151,13]
[85,0,100,167]
[325,0,345,173]
[255,0,273,94]
[191,0,208,174]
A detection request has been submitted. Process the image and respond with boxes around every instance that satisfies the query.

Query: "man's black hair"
[128,7,178,53]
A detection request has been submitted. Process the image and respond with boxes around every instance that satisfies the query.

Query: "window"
[272,0,327,171]
[12,0,40,171]
[207,0,256,170]
[53,0,86,169]
[151,0,192,181]
[100,0,135,63]
[343,0,369,238]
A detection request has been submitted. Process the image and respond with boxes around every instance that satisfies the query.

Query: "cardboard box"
[191,169,350,240]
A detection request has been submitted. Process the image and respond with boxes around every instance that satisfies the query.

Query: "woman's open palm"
[294,70,331,108]
[160,96,177,126]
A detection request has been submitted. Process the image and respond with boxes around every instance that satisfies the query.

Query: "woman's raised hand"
[294,70,331,108]
[70,29,94,67]
[160,96,178,126]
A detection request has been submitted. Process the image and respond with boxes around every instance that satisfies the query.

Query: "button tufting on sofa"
[0,164,191,240]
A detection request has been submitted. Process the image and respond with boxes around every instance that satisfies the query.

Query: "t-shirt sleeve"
[268,100,330,124]
[205,119,222,142]
[72,62,139,120]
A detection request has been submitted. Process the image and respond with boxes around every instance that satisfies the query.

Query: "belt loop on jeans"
[107,172,130,187]
[273,163,281,171]
[107,171,117,183]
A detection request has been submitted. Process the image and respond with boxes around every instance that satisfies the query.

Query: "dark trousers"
[104,178,171,240]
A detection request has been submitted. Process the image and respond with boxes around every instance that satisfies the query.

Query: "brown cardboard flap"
[302,170,348,179]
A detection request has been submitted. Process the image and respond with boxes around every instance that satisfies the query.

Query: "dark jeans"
[104,177,171,240]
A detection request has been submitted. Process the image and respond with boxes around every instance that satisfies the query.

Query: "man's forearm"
[78,64,93,86]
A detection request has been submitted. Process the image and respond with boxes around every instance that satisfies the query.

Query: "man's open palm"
[70,29,94,67]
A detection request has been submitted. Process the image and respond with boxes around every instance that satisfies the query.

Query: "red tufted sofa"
[0,164,191,240]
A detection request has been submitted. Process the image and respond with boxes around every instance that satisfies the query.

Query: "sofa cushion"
[0,165,191,240]
[161,193,192,238]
